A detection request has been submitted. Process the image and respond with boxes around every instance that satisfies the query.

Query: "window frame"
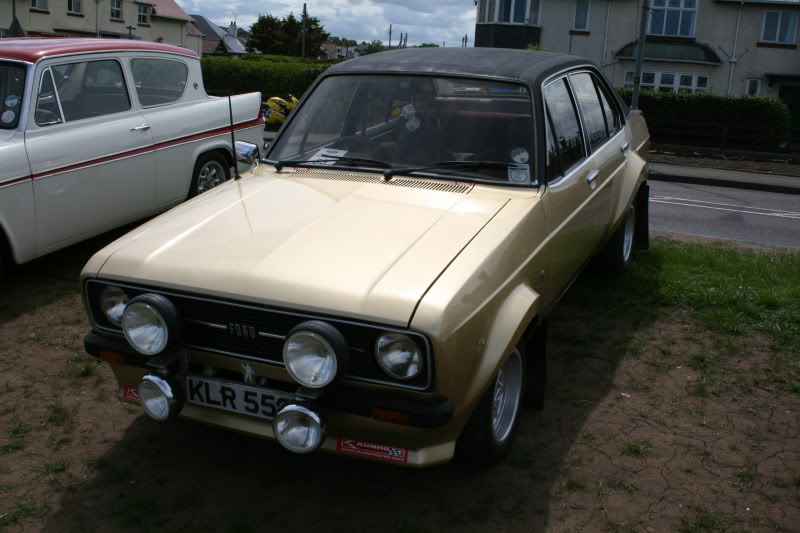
[67,0,81,14]
[746,79,761,96]
[573,0,591,31]
[137,4,148,24]
[31,0,48,10]
[542,75,588,179]
[648,0,697,38]
[129,57,189,108]
[36,58,132,126]
[110,0,122,20]
[624,69,709,93]
[34,67,65,127]
[484,0,537,24]
[760,10,798,44]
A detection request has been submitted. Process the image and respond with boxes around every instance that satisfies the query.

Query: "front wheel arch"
[187,149,233,198]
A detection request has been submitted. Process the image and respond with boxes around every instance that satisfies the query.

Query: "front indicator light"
[273,404,325,453]
[137,374,183,421]
[375,332,423,380]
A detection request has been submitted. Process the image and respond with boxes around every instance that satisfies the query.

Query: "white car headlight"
[375,332,423,380]
[122,294,179,355]
[282,321,348,389]
[100,285,128,326]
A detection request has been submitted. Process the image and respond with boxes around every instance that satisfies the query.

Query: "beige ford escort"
[81,48,650,467]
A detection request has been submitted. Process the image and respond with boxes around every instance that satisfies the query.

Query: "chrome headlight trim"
[137,374,183,421]
[273,403,326,453]
[121,293,180,356]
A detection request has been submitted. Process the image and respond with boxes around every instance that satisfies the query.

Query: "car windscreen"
[268,75,535,184]
[0,61,26,130]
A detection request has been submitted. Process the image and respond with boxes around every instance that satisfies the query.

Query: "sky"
[176,0,478,47]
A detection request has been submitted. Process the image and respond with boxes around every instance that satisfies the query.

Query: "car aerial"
[0,38,263,278]
[80,48,650,467]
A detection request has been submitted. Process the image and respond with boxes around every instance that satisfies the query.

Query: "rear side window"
[0,61,26,130]
[131,58,188,107]
[570,72,609,151]
[543,78,585,174]
[37,59,131,125]
[596,81,621,136]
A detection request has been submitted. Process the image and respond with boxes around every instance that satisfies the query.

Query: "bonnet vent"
[287,170,474,194]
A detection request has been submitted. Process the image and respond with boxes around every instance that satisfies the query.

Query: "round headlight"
[100,285,128,326]
[137,374,182,421]
[273,403,325,453]
[282,321,348,389]
[121,294,179,356]
[123,302,168,355]
[375,332,423,380]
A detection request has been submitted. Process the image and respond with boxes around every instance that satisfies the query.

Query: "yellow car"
[81,48,650,467]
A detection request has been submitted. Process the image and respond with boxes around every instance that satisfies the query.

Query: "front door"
[24,57,156,252]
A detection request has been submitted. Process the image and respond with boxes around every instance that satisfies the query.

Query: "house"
[473,0,800,123]
[0,0,202,55]
[190,15,246,57]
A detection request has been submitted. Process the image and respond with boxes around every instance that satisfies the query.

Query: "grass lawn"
[0,236,798,532]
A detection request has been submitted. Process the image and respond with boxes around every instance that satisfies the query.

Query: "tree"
[331,36,357,47]
[417,43,439,48]
[361,40,385,55]
[249,14,284,55]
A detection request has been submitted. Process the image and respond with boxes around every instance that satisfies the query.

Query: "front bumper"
[85,332,455,466]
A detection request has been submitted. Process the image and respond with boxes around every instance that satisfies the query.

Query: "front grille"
[87,280,432,390]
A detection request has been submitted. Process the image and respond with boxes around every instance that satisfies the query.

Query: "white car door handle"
[586,170,600,184]
[130,125,150,131]
[620,141,630,153]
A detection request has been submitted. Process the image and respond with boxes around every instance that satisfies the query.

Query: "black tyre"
[523,320,547,410]
[457,344,526,467]
[599,203,636,276]
[188,152,230,198]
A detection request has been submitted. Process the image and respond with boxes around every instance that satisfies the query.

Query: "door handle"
[130,125,150,131]
[620,141,630,153]
[586,169,600,184]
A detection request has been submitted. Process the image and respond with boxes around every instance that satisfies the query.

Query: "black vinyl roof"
[326,48,593,87]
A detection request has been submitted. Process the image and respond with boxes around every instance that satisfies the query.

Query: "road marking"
[652,195,800,215]
[652,198,800,220]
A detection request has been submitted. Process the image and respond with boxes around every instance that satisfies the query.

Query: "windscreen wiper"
[267,155,392,171]
[382,160,517,180]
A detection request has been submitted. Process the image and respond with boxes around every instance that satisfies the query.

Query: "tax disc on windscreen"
[1,110,15,124]
[5,95,19,108]
[405,116,421,132]
[510,147,529,164]
[508,167,529,183]
[402,103,416,119]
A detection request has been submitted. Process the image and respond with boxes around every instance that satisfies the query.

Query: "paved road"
[650,180,800,249]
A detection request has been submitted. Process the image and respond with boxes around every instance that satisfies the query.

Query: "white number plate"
[186,376,293,420]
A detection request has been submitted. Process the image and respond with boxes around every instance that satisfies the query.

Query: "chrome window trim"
[34,67,66,127]
[86,279,435,391]
[547,128,626,189]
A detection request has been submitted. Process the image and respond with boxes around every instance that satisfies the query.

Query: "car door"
[24,57,156,252]
[539,73,612,299]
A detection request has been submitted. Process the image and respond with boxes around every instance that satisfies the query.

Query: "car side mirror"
[234,141,259,169]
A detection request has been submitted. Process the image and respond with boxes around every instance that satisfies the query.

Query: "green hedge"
[201,57,331,97]
[616,87,791,131]
[241,54,344,65]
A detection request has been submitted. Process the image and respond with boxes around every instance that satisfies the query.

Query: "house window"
[625,70,709,93]
[746,79,761,96]
[484,0,538,24]
[31,0,47,10]
[138,5,148,24]
[67,0,81,14]
[574,1,590,30]
[649,0,697,37]
[761,11,798,44]
[111,0,122,19]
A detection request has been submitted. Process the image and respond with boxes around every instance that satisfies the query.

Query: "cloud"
[177,0,477,46]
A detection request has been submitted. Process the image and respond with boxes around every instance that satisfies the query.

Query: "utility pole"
[388,24,393,49]
[301,3,307,59]
[631,0,650,110]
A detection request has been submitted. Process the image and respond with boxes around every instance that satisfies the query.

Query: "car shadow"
[0,225,136,324]
[40,254,665,533]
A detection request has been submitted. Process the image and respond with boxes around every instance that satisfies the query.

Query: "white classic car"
[0,39,263,276]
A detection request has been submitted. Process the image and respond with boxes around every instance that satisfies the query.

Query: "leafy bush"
[241,54,310,63]
[616,87,790,130]
[201,57,331,97]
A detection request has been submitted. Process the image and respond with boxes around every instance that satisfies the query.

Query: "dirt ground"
[1,231,798,533]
